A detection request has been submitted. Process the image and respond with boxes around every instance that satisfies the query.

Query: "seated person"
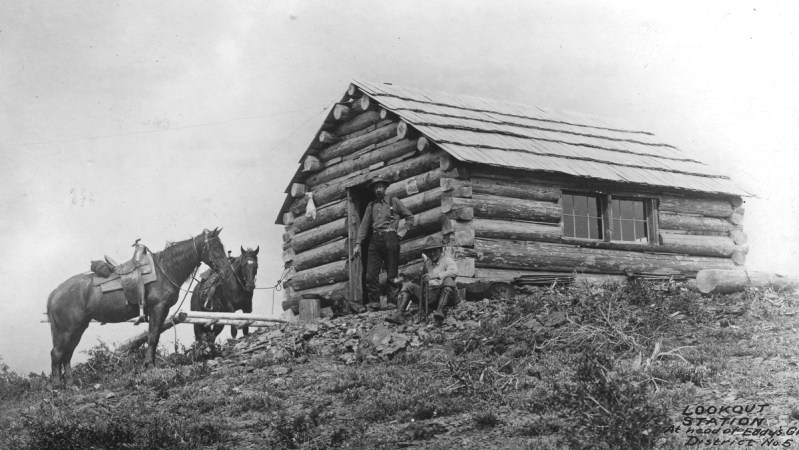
[386,241,458,324]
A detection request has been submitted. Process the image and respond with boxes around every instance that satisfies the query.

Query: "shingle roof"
[353,79,750,197]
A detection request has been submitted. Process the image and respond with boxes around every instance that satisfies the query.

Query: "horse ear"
[241,245,245,254]
[254,246,259,255]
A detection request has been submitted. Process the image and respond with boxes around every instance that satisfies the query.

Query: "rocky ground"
[3,281,799,449]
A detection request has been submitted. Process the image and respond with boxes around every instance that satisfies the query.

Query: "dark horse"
[47,228,232,387]
[191,246,259,342]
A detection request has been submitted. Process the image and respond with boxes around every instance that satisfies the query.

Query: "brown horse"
[47,228,232,388]
[191,246,259,341]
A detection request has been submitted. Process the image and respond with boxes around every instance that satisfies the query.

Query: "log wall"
[283,105,449,307]
[279,92,746,309]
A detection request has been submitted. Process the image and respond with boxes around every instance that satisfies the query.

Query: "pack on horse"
[46,228,232,388]
[191,246,259,342]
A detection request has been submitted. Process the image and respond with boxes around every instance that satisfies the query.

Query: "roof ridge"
[353,79,655,137]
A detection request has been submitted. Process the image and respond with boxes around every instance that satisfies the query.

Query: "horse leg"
[242,303,252,337]
[144,304,169,368]
[50,347,64,389]
[213,324,224,339]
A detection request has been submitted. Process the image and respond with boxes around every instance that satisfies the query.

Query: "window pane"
[573,195,588,216]
[635,220,647,242]
[621,220,635,241]
[611,199,621,219]
[634,201,645,219]
[575,216,588,238]
[589,218,601,239]
[587,197,599,216]
[612,219,622,240]
[563,215,574,237]
[562,194,573,214]
[621,200,634,220]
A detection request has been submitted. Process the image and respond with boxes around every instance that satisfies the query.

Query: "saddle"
[91,242,157,307]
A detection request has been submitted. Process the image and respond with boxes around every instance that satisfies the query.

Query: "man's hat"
[367,177,390,189]
[421,239,445,252]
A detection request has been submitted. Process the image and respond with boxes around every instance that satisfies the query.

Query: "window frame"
[560,191,659,244]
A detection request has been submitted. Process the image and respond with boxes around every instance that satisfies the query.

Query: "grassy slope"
[2,281,799,449]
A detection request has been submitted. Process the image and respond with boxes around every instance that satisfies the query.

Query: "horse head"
[197,228,233,275]
[239,245,259,292]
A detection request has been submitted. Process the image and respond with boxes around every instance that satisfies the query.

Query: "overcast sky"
[1,1,797,374]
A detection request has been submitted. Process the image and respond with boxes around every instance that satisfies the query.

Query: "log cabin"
[276,80,751,312]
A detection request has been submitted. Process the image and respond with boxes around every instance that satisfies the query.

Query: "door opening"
[347,184,376,304]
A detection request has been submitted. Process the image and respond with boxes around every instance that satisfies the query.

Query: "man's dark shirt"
[356,196,414,245]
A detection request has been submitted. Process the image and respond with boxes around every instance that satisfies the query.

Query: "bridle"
[233,253,258,292]
[193,230,230,275]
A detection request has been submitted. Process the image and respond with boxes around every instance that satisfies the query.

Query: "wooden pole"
[696,269,799,294]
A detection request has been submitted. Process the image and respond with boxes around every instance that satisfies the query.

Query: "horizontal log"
[659,232,736,258]
[288,200,347,234]
[658,212,735,234]
[417,137,431,152]
[305,139,417,187]
[282,212,295,226]
[319,122,399,161]
[405,208,445,240]
[658,195,733,218]
[440,154,458,171]
[318,131,339,145]
[696,269,799,294]
[732,250,746,266]
[403,187,442,213]
[334,110,381,136]
[182,317,280,328]
[290,259,349,291]
[293,238,348,272]
[282,247,295,264]
[333,104,351,121]
[289,152,441,215]
[470,175,560,202]
[290,183,306,198]
[470,218,562,242]
[474,238,735,276]
[730,229,748,245]
[447,207,474,221]
[447,229,476,247]
[460,268,626,287]
[302,156,323,173]
[386,169,442,200]
[292,217,347,253]
[443,194,561,223]
[730,207,745,225]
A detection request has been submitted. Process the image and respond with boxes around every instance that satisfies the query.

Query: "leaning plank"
[474,238,735,276]
[292,217,347,253]
[290,259,349,291]
[319,122,399,161]
[659,195,734,218]
[293,238,348,271]
[287,281,350,307]
[116,313,186,353]
[696,269,799,294]
[658,212,734,234]
[443,194,561,223]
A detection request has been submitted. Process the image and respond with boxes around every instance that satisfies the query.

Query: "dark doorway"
[346,184,376,304]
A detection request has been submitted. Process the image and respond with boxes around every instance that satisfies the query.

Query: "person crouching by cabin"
[387,242,458,324]
[352,177,414,311]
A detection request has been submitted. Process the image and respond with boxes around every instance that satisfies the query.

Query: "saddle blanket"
[92,253,157,293]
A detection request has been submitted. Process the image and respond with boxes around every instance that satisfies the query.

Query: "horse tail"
[46,289,59,345]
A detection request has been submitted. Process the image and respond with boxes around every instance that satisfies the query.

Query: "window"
[610,198,649,243]
[561,192,656,243]
[562,193,603,239]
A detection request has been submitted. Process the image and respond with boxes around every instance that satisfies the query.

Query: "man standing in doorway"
[353,177,414,311]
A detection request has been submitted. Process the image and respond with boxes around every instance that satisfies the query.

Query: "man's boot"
[432,287,454,324]
[386,292,411,324]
